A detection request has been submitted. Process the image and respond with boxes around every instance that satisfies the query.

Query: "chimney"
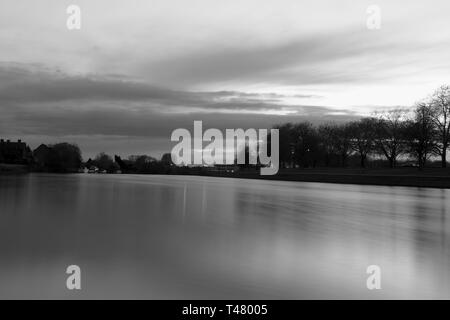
[6,140,10,143]
[18,139,22,143]
[0,139,4,143]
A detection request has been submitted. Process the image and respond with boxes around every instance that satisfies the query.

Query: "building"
[0,139,33,164]
[209,164,240,173]
[33,144,52,168]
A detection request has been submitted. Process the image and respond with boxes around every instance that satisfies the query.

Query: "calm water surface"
[0,173,449,299]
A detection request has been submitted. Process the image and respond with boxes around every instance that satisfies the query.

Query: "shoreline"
[198,168,450,189]
[3,166,450,189]
[0,163,29,174]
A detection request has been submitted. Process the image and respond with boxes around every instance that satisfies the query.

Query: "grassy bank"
[3,164,450,188]
[0,163,29,174]
[203,167,450,189]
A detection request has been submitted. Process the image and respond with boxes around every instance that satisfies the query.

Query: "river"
[0,173,449,299]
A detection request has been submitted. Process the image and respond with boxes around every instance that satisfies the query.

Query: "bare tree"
[292,122,319,168]
[404,103,437,169]
[335,123,352,167]
[274,123,295,168]
[318,123,338,167]
[373,109,408,168]
[348,118,377,168]
[428,85,450,167]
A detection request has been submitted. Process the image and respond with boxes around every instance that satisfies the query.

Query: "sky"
[1,0,450,159]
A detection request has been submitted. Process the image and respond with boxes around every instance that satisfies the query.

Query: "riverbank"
[4,165,450,188]
[0,163,29,174]
[201,167,450,189]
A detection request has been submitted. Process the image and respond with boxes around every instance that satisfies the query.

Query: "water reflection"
[0,173,449,299]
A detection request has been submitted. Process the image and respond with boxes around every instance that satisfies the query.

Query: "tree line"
[86,153,174,174]
[275,85,450,169]
[31,85,450,173]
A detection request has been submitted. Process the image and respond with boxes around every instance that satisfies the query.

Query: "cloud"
[131,27,450,88]
[4,104,355,136]
[0,63,327,111]
[0,63,184,103]
[0,63,357,145]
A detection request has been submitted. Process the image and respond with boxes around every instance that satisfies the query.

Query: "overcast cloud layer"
[1,0,450,158]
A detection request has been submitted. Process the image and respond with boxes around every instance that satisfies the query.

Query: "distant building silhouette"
[33,144,52,168]
[0,139,33,164]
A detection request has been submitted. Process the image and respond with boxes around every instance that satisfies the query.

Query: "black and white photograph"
[1,0,450,307]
